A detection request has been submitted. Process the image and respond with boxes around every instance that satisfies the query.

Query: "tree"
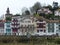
[25,10,30,15]
[53,2,59,10]
[30,2,42,14]
[45,14,54,19]
[21,7,30,15]
[34,13,39,17]
[15,14,20,16]
[43,5,53,11]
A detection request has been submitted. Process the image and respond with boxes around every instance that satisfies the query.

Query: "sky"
[0,0,60,16]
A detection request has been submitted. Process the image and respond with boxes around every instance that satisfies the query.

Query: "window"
[28,21,31,23]
[6,29,11,32]
[37,30,39,33]
[25,21,31,23]
[59,25,60,27]
[1,30,4,32]
[40,30,43,32]
[48,29,54,32]
[44,30,46,32]
[21,21,24,23]
[59,28,60,30]
[56,26,58,28]
[50,26,52,28]
[50,23,52,25]
[7,25,10,27]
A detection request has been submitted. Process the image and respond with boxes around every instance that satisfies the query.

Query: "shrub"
[54,38,60,44]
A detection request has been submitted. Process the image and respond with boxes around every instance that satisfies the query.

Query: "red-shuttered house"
[35,19,46,36]
[11,15,20,35]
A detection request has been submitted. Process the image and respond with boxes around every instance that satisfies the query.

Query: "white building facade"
[19,16,36,36]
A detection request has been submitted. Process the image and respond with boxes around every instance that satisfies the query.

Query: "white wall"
[55,11,60,16]
[0,28,4,35]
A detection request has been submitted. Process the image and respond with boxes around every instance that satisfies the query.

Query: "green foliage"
[54,38,60,44]
[34,13,39,17]
[43,5,53,11]
[33,2,41,10]
[30,2,41,14]
[0,36,60,45]
[15,14,20,16]
[25,10,30,15]
[45,14,54,19]
[47,37,55,42]
[22,7,30,15]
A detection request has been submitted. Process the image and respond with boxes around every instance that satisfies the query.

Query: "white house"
[54,9,60,16]
[19,16,36,36]
[37,8,52,15]
[46,20,59,36]
[54,22,60,36]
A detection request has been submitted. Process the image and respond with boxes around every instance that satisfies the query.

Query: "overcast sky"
[0,0,60,16]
